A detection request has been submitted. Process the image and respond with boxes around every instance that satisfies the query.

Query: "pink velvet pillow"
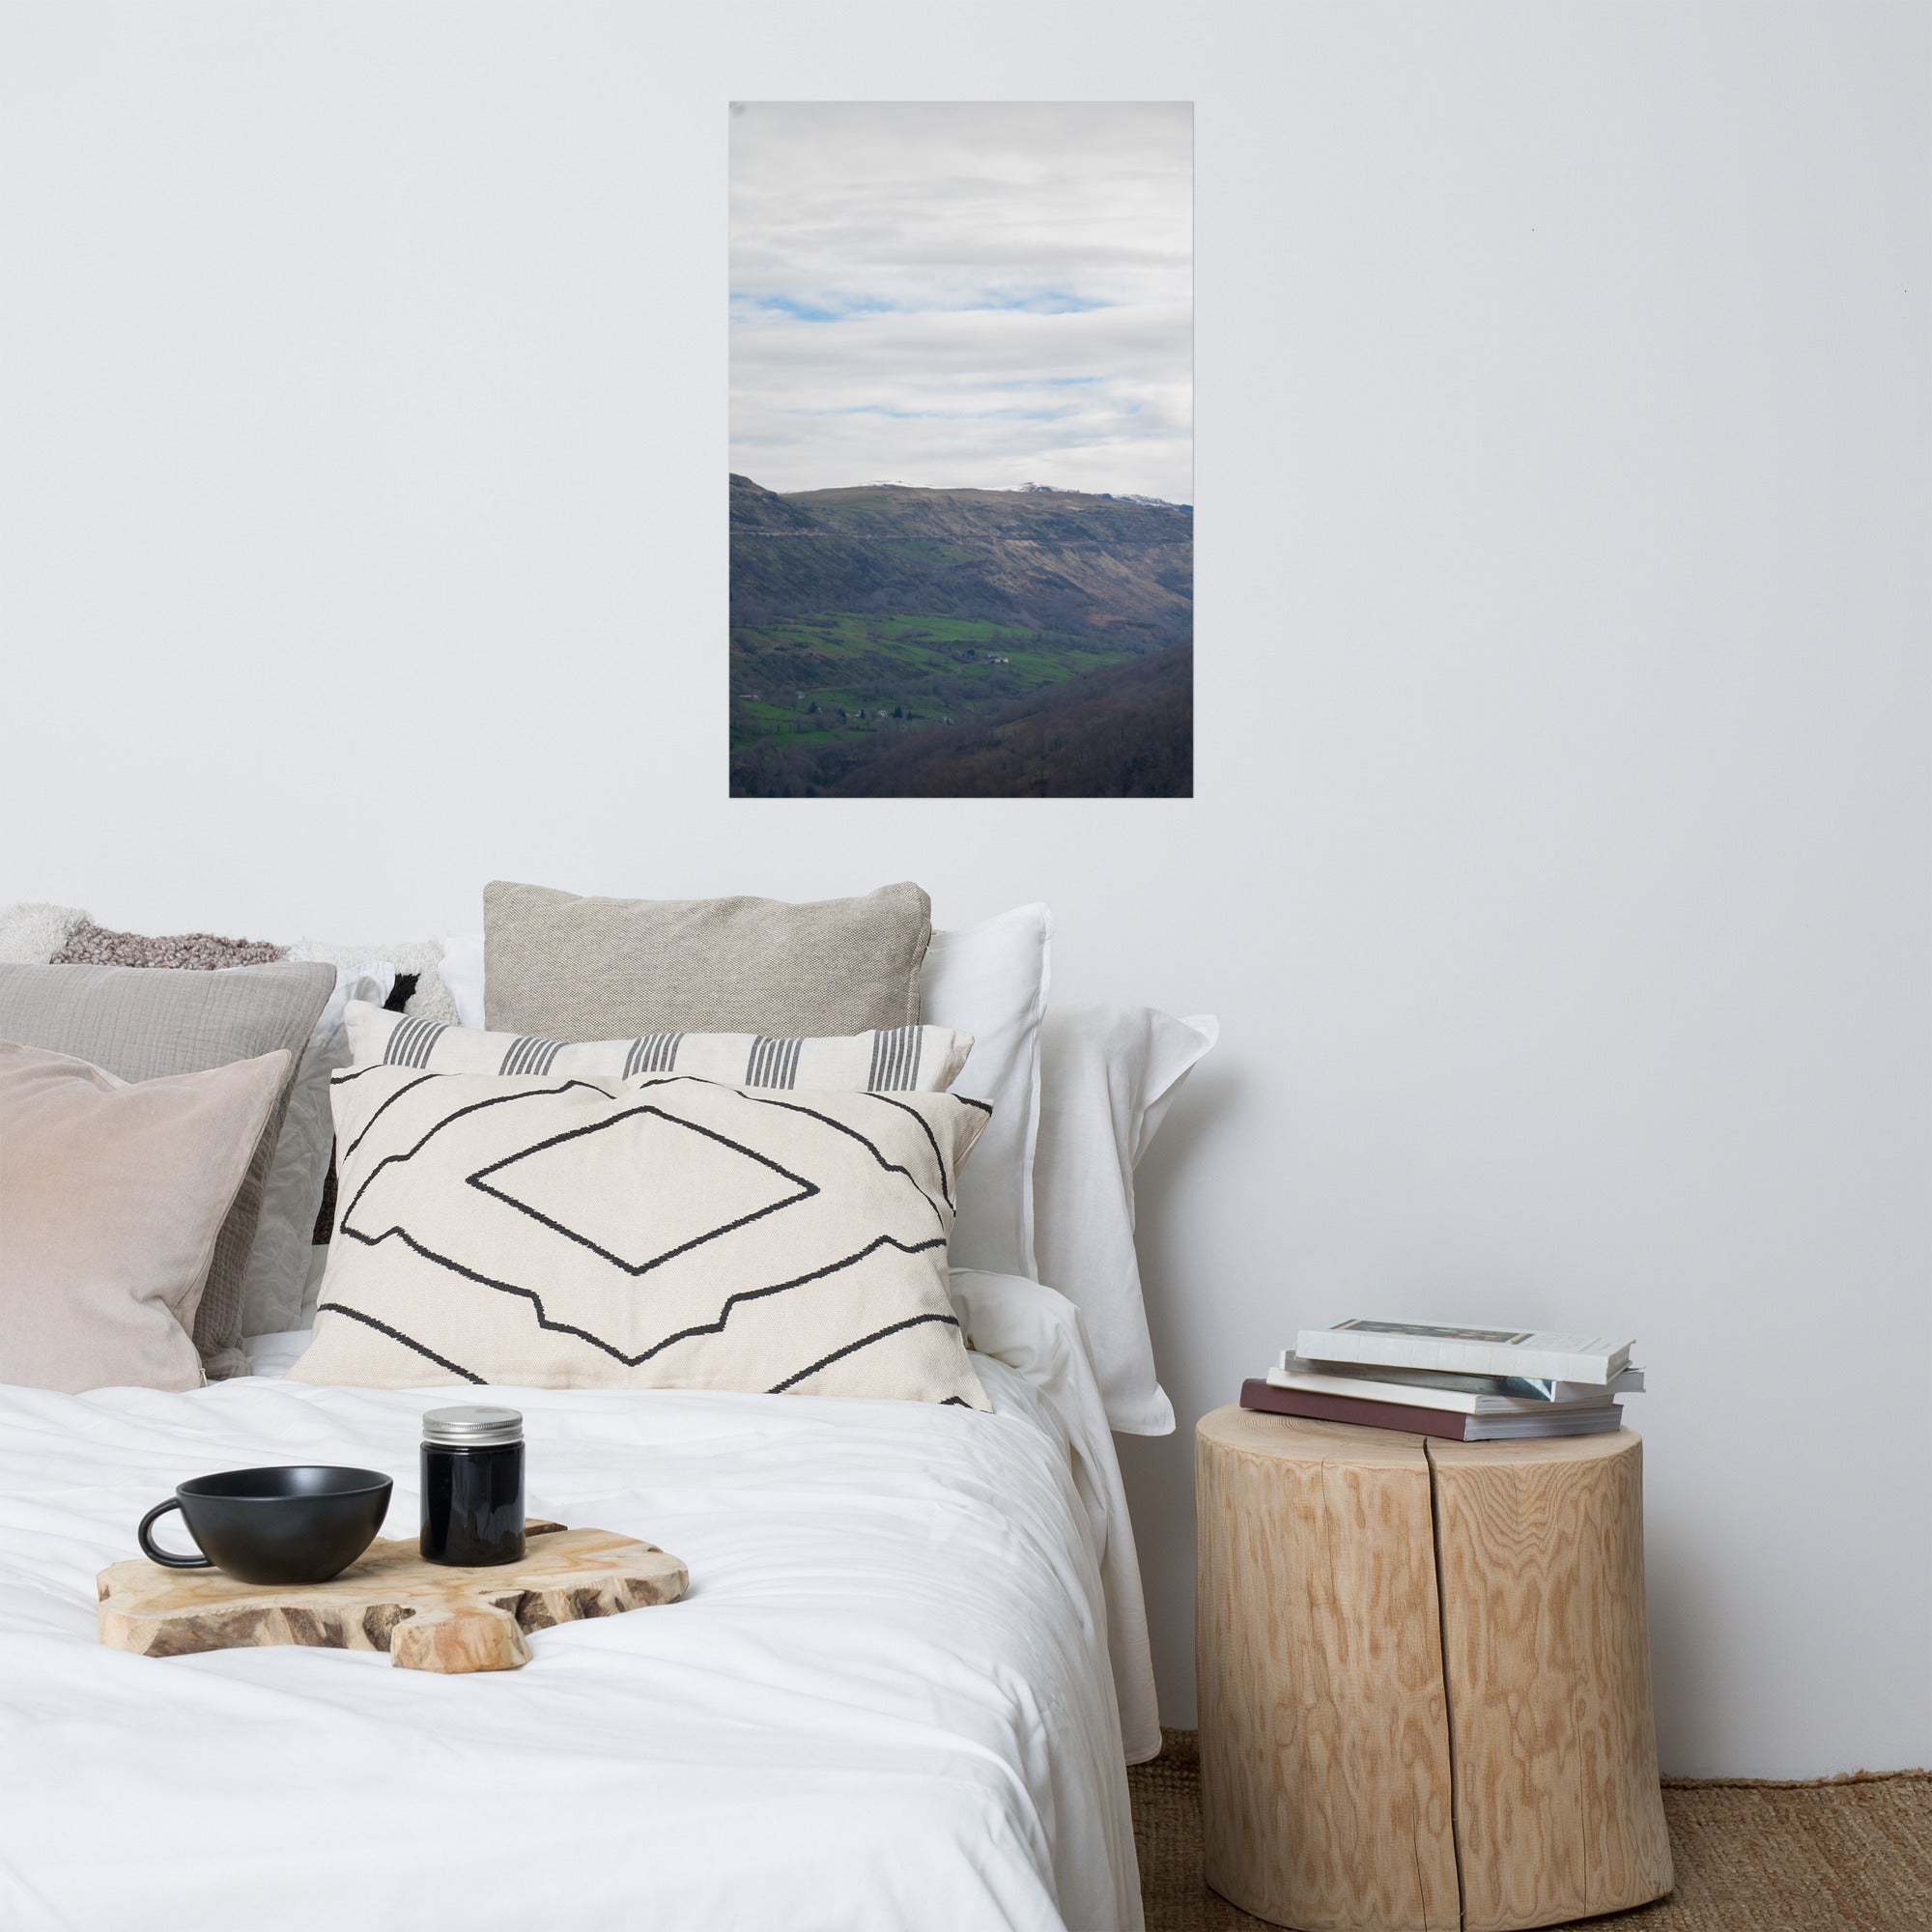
[0,1040,290,1392]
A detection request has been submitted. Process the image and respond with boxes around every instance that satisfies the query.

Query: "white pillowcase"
[920,905,1052,1282]
[1032,1004,1217,1435]
[439,930,486,1028]
[238,962,395,1338]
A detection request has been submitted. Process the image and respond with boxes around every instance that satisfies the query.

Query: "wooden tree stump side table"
[1196,1404,1460,1932]
[1196,1406,1672,1932]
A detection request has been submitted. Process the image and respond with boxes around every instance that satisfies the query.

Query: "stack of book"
[1240,1319,1643,1441]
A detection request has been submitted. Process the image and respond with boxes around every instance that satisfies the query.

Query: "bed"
[0,896,1203,1932]
[0,1269,1153,1932]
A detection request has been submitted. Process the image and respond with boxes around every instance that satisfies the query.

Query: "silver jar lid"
[422,1405,524,1447]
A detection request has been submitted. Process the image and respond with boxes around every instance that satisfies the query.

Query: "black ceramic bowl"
[138,1466,392,1585]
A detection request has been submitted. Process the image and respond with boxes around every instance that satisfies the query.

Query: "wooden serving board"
[97,1523,688,1673]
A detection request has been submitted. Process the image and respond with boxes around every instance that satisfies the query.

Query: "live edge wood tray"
[98,1522,688,1674]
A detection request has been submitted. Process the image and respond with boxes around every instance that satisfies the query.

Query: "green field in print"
[729,102,1192,798]
[730,615,1131,752]
[728,476,1191,796]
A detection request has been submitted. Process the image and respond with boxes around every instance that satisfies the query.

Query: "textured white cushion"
[287,937,460,1024]
[343,1001,972,1093]
[289,1067,991,1406]
[0,902,88,963]
[921,905,1051,1281]
[1032,1004,1216,1435]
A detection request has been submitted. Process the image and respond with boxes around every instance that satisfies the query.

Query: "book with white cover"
[1295,1320,1634,1384]
[1270,1356,1642,1416]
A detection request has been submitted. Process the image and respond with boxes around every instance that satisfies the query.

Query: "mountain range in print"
[729,475,1191,797]
[729,102,1193,798]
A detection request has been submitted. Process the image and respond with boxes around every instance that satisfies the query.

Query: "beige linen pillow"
[483,881,931,1039]
[0,1041,291,1393]
[290,1065,990,1406]
[0,960,334,1378]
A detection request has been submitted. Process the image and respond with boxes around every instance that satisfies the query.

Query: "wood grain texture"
[98,1525,687,1673]
[1429,1429,1673,1930]
[1196,1406,1461,1932]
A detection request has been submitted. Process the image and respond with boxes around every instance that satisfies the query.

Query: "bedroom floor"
[1127,1731,1932,1932]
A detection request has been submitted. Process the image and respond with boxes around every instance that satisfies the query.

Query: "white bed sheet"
[0,1315,1147,1931]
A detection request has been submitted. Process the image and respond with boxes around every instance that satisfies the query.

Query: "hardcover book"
[1240,1378,1625,1441]
[1294,1320,1634,1385]
[1270,1355,1642,1415]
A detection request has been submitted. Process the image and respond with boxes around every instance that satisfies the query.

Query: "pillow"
[0,902,89,963]
[0,959,335,1378]
[1,901,288,971]
[239,964,396,1339]
[344,1000,973,1092]
[51,919,285,969]
[443,898,1049,1279]
[287,937,461,1025]
[483,880,931,1038]
[438,929,486,1028]
[1032,1005,1217,1435]
[289,1067,990,1406]
[920,904,1052,1281]
[0,1041,290,1392]
[0,908,395,1344]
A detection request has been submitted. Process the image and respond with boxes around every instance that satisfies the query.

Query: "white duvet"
[0,1272,1151,1932]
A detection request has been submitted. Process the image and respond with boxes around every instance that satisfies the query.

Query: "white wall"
[2,3,1925,1776]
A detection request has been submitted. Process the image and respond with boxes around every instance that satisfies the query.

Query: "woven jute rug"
[1128,1730,1932,1932]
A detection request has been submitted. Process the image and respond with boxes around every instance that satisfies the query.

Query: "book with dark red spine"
[1237,1378,1623,1441]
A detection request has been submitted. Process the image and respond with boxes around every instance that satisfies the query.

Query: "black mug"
[138,1466,392,1585]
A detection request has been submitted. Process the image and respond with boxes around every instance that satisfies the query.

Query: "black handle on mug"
[138,1496,213,1568]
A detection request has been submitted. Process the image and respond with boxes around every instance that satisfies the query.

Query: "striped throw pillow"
[344,1002,973,1094]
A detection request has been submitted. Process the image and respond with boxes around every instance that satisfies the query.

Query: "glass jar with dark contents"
[420,1406,525,1567]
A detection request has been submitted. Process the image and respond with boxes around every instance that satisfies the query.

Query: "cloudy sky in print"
[729,102,1192,502]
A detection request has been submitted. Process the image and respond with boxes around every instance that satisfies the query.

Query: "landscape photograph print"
[729,101,1193,798]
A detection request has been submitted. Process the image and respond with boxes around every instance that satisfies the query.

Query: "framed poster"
[729,101,1192,798]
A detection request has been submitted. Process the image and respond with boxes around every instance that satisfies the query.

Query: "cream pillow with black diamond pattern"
[286,1065,991,1406]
